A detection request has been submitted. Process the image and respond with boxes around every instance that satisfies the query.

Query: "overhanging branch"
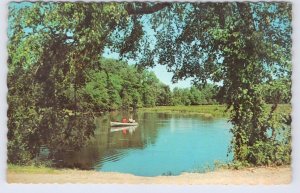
[126,3,171,15]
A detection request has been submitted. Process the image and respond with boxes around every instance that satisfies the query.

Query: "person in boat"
[128,116,135,123]
[120,116,135,123]
[121,117,128,123]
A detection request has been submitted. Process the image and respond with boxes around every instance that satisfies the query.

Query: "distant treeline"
[79,58,290,111]
[82,59,220,111]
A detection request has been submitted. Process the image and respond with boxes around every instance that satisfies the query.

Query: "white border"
[0,1,299,193]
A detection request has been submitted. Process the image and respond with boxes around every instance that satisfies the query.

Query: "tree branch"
[126,3,171,15]
[236,2,255,32]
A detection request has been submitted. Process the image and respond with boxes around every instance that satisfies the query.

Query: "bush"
[248,140,291,166]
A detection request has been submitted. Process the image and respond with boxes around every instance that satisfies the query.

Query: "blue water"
[55,112,233,176]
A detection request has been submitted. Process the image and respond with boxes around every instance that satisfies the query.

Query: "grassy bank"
[140,104,291,118]
[7,164,58,174]
[140,105,228,118]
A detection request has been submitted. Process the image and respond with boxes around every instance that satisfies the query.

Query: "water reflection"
[110,126,137,133]
[54,112,232,176]
[54,112,148,169]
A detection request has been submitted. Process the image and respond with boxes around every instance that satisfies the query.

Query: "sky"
[149,65,192,89]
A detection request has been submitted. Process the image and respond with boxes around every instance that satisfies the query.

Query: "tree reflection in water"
[53,111,162,169]
[53,111,231,177]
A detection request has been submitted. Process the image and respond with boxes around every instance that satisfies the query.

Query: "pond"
[54,112,233,176]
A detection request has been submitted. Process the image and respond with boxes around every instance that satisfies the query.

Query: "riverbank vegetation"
[7,2,292,171]
[141,104,291,119]
[7,164,57,174]
[141,105,228,118]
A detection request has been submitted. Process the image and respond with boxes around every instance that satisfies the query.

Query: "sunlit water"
[54,112,233,176]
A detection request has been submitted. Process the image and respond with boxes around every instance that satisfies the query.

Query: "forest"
[7,2,292,168]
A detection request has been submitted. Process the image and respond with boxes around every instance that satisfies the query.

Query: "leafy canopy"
[8,2,292,166]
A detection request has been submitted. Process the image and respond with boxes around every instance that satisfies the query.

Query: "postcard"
[6,1,292,185]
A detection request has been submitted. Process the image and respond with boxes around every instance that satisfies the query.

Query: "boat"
[110,122,138,127]
[110,126,138,133]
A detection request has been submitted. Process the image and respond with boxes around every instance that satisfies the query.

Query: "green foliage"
[7,2,292,168]
[248,139,291,166]
[7,2,127,165]
[120,2,292,166]
[141,105,228,118]
[171,85,218,106]
[8,164,58,174]
[84,70,109,110]
[156,84,172,106]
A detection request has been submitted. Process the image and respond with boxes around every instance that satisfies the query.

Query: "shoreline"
[139,104,290,118]
[7,166,291,184]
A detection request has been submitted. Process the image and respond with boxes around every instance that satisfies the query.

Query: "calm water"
[54,112,233,176]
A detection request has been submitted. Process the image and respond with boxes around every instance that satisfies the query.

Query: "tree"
[113,2,292,165]
[83,70,109,110]
[7,2,128,163]
[140,71,160,107]
[189,86,204,105]
[8,2,292,166]
[156,84,172,106]
[171,87,183,106]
